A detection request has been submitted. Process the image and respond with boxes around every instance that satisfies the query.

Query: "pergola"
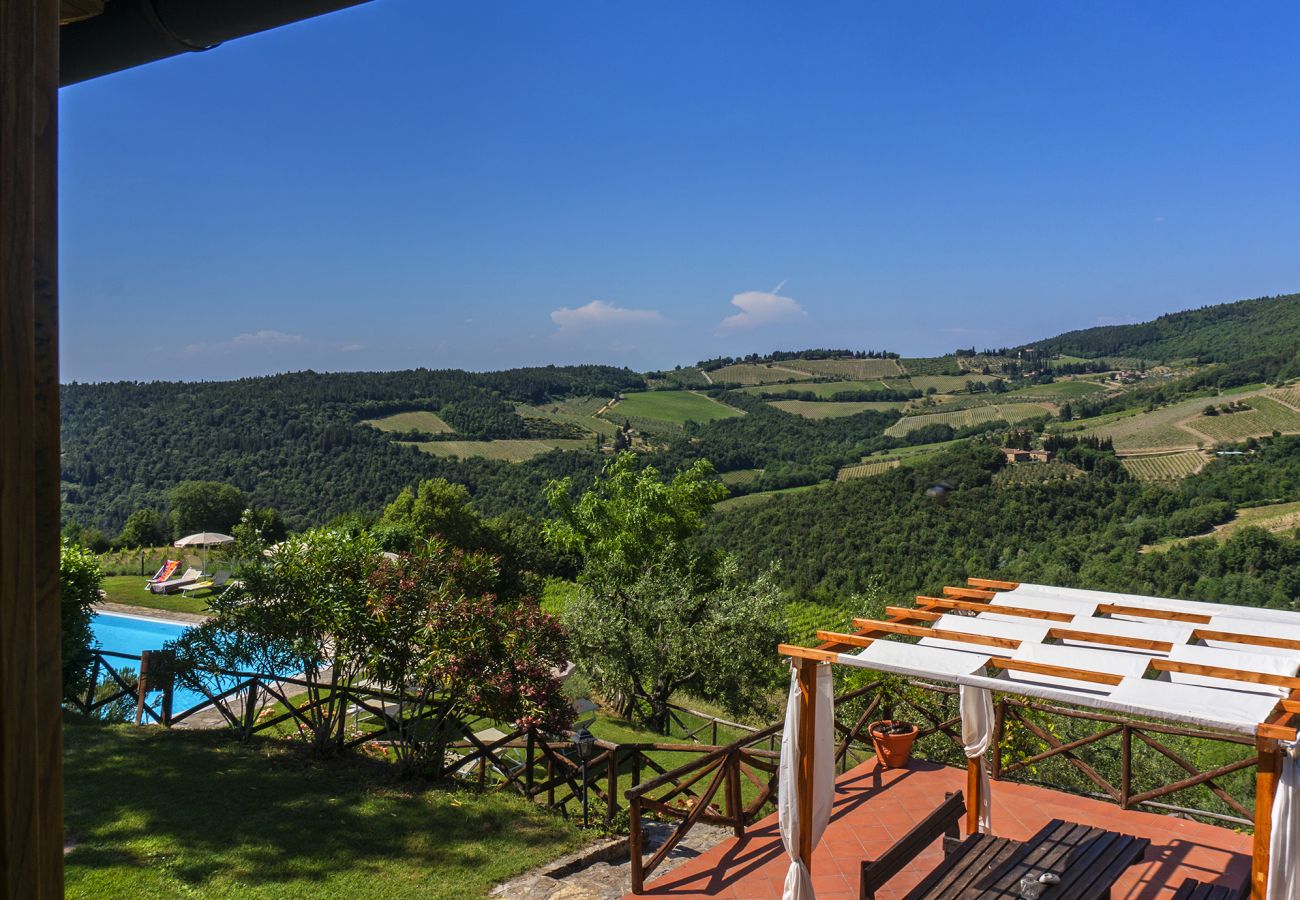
[777,578,1300,900]
[2,2,375,894]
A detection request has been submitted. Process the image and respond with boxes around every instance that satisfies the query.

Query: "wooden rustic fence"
[72,650,1260,895]
[624,678,1261,892]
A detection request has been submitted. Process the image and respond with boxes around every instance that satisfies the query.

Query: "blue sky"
[60,1,1300,381]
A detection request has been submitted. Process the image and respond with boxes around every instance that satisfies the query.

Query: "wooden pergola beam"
[783,577,1300,900]
[967,577,1019,590]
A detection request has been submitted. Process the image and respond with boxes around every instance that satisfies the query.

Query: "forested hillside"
[1027,293,1300,363]
[61,367,640,532]
[704,436,1300,611]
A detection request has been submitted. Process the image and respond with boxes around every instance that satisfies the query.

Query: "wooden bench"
[1171,878,1249,900]
[861,791,966,900]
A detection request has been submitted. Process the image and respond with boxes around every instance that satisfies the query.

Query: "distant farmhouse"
[1000,448,1053,463]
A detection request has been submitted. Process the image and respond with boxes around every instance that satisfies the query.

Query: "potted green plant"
[868,718,919,768]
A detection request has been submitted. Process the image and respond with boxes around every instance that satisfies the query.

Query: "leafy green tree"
[116,508,163,548]
[168,481,246,538]
[545,453,785,732]
[60,541,102,703]
[365,542,570,774]
[172,528,381,755]
[381,478,484,550]
[62,520,109,553]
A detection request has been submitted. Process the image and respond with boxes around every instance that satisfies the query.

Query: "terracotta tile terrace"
[628,758,1249,900]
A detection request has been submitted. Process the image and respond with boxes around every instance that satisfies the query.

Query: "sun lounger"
[146,560,180,588]
[149,566,203,595]
[181,571,230,597]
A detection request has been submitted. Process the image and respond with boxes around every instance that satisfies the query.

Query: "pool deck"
[94,601,210,626]
[630,758,1250,900]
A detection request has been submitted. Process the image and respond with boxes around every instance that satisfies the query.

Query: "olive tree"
[546,453,785,733]
[172,528,382,754]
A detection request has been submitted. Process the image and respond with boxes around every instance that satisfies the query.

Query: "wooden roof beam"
[968,577,1019,591]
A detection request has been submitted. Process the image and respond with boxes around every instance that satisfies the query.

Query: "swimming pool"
[90,612,209,715]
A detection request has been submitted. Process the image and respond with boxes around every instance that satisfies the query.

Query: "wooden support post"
[628,795,645,892]
[725,749,743,837]
[795,657,818,869]
[605,749,618,826]
[525,730,535,795]
[135,651,154,726]
[2,0,63,893]
[1253,733,1282,900]
[966,757,983,835]
[991,700,1005,780]
[1121,724,1132,808]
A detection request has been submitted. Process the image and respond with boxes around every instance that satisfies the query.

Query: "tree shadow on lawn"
[63,714,581,893]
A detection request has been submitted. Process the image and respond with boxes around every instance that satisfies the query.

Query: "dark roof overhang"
[60,0,375,87]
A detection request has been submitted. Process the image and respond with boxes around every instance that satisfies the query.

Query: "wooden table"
[904,819,1150,900]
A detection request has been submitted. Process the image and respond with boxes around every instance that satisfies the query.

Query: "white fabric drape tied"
[1268,738,1300,900]
[778,663,834,900]
[960,684,993,833]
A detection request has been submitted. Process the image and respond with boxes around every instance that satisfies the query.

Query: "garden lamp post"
[574,727,596,828]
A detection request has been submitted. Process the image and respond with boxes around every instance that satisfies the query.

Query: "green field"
[665,367,711,387]
[709,363,813,385]
[769,399,905,419]
[1079,394,1222,451]
[713,482,826,512]
[606,390,742,425]
[1120,451,1206,482]
[783,358,904,379]
[836,459,901,481]
[409,438,590,462]
[885,403,1052,437]
[1077,387,1299,451]
[1002,380,1108,401]
[516,396,618,437]
[900,356,961,376]
[906,374,998,393]
[739,379,890,398]
[719,468,764,486]
[362,410,454,434]
[1186,396,1300,444]
[1269,388,1300,410]
[1148,500,1300,553]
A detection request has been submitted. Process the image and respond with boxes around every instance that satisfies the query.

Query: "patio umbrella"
[174,532,234,572]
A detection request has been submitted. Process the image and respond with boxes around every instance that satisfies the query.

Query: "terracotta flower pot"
[869,719,919,769]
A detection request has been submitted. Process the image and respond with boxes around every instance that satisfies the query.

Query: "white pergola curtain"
[778,663,834,900]
[960,684,993,833]
[1269,739,1300,900]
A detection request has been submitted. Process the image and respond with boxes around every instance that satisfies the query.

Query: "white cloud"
[550,300,665,333]
[184,329,304,355]
[231,330,303,346]
[718,289,807,330]
[339,342,363,352]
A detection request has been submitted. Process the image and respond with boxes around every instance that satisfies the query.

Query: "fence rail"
[72,649,1260,896]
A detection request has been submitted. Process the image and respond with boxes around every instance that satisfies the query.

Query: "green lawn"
[606,390,741,425]
[63,716,584,899]
[98,575,211,616]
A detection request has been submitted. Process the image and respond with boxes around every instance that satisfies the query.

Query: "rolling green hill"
[1026,293,1300,363]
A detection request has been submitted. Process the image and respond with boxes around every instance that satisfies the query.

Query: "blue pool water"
[90,612,209,716]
